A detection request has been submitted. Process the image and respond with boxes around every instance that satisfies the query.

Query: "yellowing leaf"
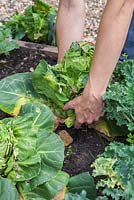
[12,97,27,116]
[52,187,66,200]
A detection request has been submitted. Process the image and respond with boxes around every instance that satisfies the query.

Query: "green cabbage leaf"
[0,177,20,200]
[0,102,69,199]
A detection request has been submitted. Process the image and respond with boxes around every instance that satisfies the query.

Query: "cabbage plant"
[0,101,96,199]
[32,42,94,127]
[0,102,69,199]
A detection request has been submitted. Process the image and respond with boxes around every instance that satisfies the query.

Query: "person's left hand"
[63,90,104,128]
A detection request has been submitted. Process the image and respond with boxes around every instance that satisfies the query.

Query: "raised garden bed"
[0,1,134,198]
[0,41,130,200]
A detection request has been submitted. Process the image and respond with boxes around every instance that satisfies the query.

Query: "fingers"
[63,98,78,110]
[75,111,101,127]
[74,109,84,128]
[74,114,96,128]
[63,98,84,128]
[63,96,104,128]
[63,101,73,110]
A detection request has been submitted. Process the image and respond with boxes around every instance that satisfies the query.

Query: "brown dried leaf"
[54,115,64,130]
[52,188,66,200]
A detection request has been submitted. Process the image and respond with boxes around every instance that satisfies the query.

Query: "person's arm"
[85,0,134,96]
[64,0,134,128]
[56,0,85,63]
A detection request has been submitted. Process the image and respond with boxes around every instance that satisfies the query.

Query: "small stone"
[58,130,73,147]
[29,67,34,72]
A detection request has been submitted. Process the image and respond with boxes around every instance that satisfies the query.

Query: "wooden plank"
[14,40,58,58]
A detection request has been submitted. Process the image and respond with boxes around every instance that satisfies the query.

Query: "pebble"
[0,0,107,43]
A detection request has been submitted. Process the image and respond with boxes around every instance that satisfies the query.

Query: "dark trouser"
[120,14,134,60]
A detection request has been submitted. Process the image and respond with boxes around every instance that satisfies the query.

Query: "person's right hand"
[63,89,104,128]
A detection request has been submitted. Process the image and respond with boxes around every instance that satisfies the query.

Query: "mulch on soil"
[0,46,122,177]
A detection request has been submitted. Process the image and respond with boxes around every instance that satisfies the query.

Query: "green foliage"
[65,190,89,200]
[21,171,69,200]
[0,98,96,199]
[66,145,72,158]
[0,23,19,55]
[126,133,134,144]
[67,172,96,200]
[0,102,70,199]
[32,42,94,127]
[104,60,134,132]
[0,41,94,128]
[96,197,108,200]
[92,142,134,199]
[3,0,57,45]
[0,177,19,200]
[124,180,134,200]
[0,40,133,136]
[31,47,134,132]
[0,72,46,115]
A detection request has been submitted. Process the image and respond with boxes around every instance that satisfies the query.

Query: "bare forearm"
[85,0,134,96]
[56,0,85,62]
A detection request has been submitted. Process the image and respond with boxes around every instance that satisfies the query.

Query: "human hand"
[63,90,104,128]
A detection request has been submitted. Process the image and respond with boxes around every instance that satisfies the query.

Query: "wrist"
[83,78,106,99]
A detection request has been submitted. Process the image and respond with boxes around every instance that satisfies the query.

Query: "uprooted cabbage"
[32,42,94,127]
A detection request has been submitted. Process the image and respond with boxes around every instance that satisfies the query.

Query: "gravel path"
[0,0,107,43]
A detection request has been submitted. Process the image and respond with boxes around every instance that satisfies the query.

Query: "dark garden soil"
[0,46,57,80]
[0,46,125,179]
[0,46,57,119]
[58,124,109,176]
